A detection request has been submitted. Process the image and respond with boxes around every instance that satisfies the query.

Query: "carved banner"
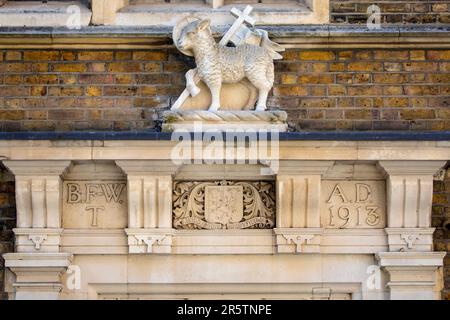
[320,181,386,229]
[63,181,128,229]
[173,180,275,230]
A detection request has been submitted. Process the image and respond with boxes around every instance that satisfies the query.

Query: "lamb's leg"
[207,83,221,112]
[255,87,270,112]
[185,68,200,97]
[247,64,273,112]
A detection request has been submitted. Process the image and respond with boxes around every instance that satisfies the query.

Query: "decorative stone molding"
[376,252,446,300]
[385,228,435,252]
[126,229,173,254]
[162,110,288,132]
[14,228,63,253]
[276,161,334,228]
[3,160,71,253]
[274,228,322,254]
[3,253,73,300]
[378,161,447,228]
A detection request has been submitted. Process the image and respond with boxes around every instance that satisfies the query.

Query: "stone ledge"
[0,1,91,27]
[0,25,449,48]
[0,131,449,141]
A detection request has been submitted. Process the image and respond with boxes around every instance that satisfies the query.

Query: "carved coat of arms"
[173,180,275,230]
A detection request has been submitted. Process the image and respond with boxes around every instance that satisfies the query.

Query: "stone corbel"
[2,161,71,253]
[376,252,446,300]
[3,253,73,300]
[115,161,180,254]
[274,228,323,254]
[385,228,435,252]
[14,228,63,253]
[126,229,174,254]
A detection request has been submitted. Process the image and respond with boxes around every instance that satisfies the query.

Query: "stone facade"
[331,0,450,24]
[0,1,448,301]
[0,48,449,131]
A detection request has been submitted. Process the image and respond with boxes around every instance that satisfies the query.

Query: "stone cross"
[171,5,256,110]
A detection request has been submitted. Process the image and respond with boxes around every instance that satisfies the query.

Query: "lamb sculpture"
[175,18,284,112]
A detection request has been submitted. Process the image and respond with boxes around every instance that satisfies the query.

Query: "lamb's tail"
[257,29,285,60]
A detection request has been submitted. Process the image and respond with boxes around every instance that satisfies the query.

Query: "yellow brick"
[132,51,168,61]
[24,51,59,61]
[280,74,297,84]
[52,63,87,72]
[86,86,102,97]
[30,86,47,96]
[78,51,114,61]
[410,50,426,60]
[274,86,308,96]
[299,51,335,61]
[5,51,22,61]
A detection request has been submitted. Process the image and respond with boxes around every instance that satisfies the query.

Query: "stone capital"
[378,161,447,176]
[3,253,73,300]
[3,160,71,177]
[376,252,446,300]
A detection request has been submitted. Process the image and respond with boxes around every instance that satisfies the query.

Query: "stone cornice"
[0,25,449,49]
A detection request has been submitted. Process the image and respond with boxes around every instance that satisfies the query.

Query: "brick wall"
[331,1,450,24]
[0,164,15,300]
[433,168,450,300]
[0,49,449,131]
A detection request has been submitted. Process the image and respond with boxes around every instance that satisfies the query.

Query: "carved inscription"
[321,181,386,229]
[173,180,275,230]
[63,181,127,229]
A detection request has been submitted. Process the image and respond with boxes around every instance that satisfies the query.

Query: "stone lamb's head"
[177,19,212,53]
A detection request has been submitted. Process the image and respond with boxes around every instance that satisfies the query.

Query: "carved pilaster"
[274,161,333,253]
[376,252,446,300]
[115,161,180,254]
[378,161,446,252]
[3,161,71,253]
[3,253,72,300]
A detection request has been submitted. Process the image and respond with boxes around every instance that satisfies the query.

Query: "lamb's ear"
[197,19,210,31]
